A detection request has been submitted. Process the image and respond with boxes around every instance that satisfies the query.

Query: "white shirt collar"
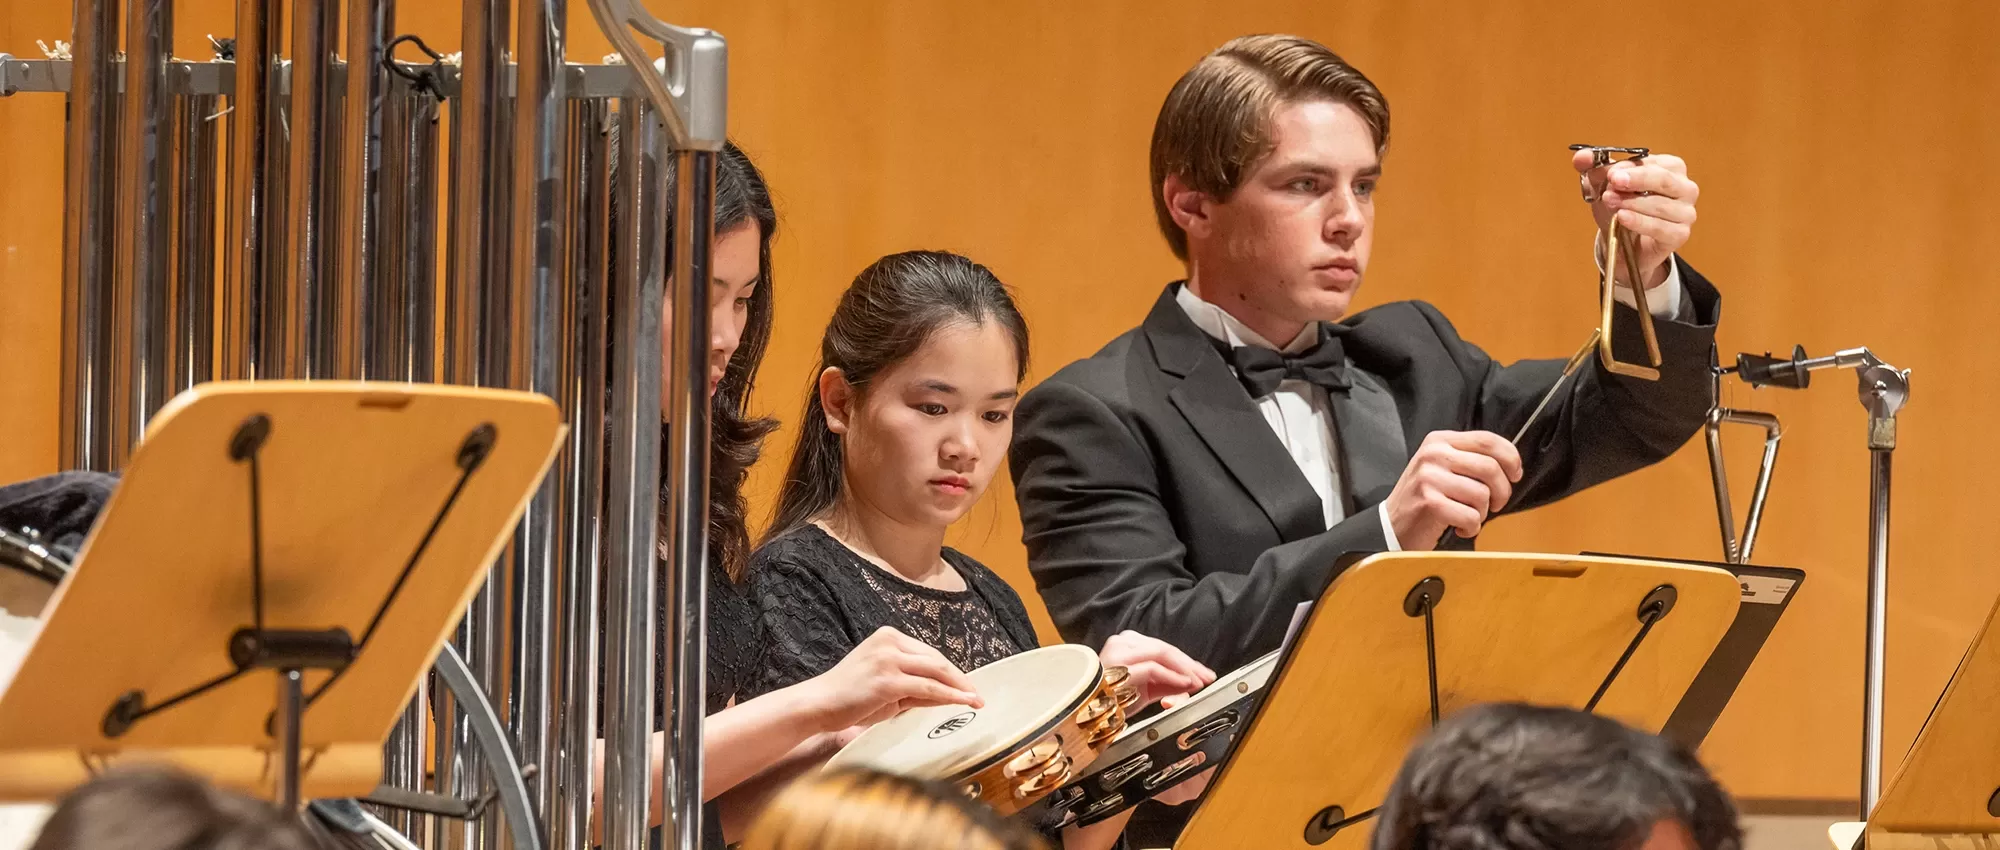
[1174,283,1320,354]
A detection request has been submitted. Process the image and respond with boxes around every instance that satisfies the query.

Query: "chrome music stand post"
[1713,344,1911,820]
[580,2,726,849]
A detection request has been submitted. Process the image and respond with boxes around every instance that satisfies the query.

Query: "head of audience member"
[767,250,1030,541]
[1152,33,1391,344]
[29,768,322,850]
[737,767,1047,850]
[1371,703,1742,850]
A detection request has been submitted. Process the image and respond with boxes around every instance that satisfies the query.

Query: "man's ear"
[818,367,853,435]
[1162,172,1215,245]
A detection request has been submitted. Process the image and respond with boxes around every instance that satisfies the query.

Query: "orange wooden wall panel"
[2,0,1996,802]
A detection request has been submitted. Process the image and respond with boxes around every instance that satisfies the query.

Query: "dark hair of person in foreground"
[1372,703,1743,850]
[29,768,324,850]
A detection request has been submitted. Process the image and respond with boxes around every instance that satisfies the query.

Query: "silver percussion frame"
[2,0,729,844]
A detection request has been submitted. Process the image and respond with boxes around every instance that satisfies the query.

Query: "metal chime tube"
[372,82,411,382]
[59,0,119,471]
[660,145,716,850]
[600,98,665,850]
[448,0,514,843]
[108,0,173,465]
[222,0,279,382]
[336,0,394,380]
[373,75,440,384]
[400,89,440,383]
[508,0,570,826]
[171,87,219,396]
[383,679,427,837]
[276,0,333,380]
[372,76,439,831]
[553,94,611,850]
[429,673,461,850]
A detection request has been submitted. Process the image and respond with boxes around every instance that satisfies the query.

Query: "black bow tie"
[1221,327,1351,398]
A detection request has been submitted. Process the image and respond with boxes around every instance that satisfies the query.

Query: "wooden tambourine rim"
[827,644,1129,817]
[951,663,1103,786]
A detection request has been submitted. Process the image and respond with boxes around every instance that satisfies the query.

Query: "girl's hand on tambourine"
[802,626,982,733]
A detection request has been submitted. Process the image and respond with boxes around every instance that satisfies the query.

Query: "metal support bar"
[278,668,305,810]
[2,57,680,99]
[435,643,545,850]
[1858,361,1908,820]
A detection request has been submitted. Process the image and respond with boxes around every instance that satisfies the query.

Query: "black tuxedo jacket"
[1009,261,1721,676]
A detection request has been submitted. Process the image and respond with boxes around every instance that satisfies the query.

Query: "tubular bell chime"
[1,0,727,846]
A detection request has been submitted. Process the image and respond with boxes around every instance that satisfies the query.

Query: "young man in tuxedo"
[1011,33,1715,683]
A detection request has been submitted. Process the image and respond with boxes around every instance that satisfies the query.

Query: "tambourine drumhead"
[1096,650,1279,766]
[829,644,1102,780]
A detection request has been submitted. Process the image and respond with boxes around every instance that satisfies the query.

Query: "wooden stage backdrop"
[2,0,1996,805]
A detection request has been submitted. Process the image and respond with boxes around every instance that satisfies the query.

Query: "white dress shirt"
[1175,256,1686,551]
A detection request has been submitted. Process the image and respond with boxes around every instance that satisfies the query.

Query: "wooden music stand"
[1827,590,2000,850]
[1176,551,1744,850]
[0,382,565,807]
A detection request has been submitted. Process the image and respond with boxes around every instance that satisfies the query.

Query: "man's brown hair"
[1149,34,1392,260]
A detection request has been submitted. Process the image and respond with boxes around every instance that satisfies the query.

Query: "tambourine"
[1056,650,1280,827]
[826,644,1137,816]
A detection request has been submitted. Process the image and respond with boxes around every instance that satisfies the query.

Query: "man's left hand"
[1572,150,1700,290]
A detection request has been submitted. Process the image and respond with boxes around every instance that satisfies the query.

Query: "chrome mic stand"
[1714,345,1910,820]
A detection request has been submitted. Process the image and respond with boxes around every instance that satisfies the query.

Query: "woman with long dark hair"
[592,143,980,848]
[750,251,1216,848]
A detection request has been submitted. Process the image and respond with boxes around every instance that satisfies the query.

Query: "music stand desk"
[1178,551,1744,850]
[0,382,564,805]
[1829,589,2000,850]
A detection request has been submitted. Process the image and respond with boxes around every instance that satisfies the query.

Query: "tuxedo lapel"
[1144,287,1326,543]
[1328,366,1408,513]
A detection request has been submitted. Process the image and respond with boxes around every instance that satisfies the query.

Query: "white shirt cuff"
[1597,235,1684,319]
[1377,504,1401,552]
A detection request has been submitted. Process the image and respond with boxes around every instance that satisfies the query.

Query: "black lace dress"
[747,525,1121,845]
[747,524,1038,697]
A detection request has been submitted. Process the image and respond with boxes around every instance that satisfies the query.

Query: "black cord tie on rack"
[384,33,450,103]
[1584,584,1678,712]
